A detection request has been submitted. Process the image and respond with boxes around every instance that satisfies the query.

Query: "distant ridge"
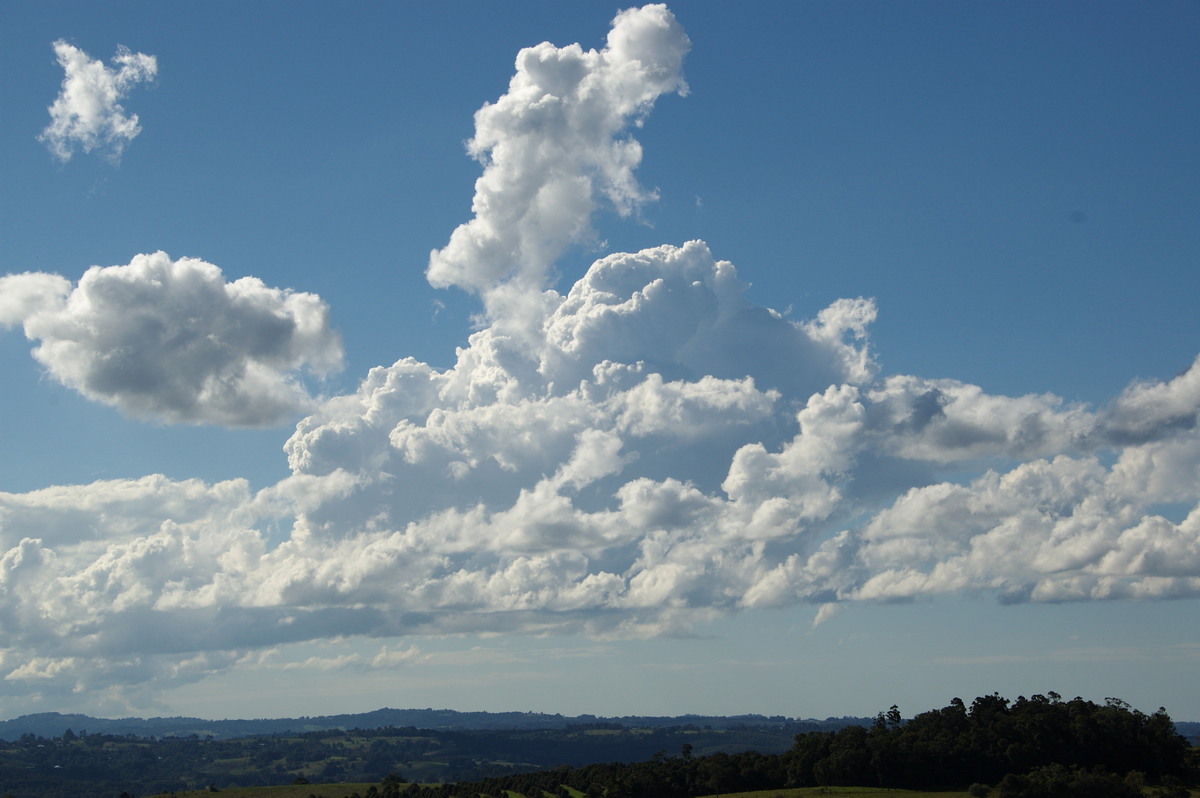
[3,708,1194,744]
[0,707,870,741]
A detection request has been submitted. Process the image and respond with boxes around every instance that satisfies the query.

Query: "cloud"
[812,603,843,628]
[249,644,425,672]
[427,3,690,325]
[0,272,71,327]
[39,40,157,162]
[1,4,1198,712]
[0,252,343,426]
[1101,356,1200,444]
[863,375,1095,463]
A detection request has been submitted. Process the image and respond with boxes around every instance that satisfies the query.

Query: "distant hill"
[0,707,872,741]
[3,707,1193,745]
[2,694,1193,798]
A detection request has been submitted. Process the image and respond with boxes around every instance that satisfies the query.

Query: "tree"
[812,725,870,786]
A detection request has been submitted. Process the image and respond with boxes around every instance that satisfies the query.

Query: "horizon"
[1,2,1198,723]
[4,698,1197,727]
[0,706,858,723]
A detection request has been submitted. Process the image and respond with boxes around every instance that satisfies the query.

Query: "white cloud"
[0,272,71,327]
[0,474,251,550]
[249,644,424,672]
[1102,355,1200,444]
[3,252,344,426]
[846,445,1200,604]
[39,40,157,162]
[812,602,843,627]
[2,4,1199,713]
[426,3,690,326]
[864,375,1095,463]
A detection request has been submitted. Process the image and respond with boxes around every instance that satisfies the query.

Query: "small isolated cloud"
[812,603,843,628]
[0,252,343,426]
[1,4,1198,712]
[39,39,158,162]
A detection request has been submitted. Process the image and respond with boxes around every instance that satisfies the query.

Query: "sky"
[1,1,1198,724]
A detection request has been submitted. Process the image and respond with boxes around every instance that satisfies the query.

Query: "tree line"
[0,693,1195,798]
[785,693,1192,795]
[366,693,1195,798]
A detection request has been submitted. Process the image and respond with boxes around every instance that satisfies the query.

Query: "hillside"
[0,708,869,741]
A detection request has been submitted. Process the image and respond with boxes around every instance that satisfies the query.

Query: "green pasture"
[699,789,971,798]
[150,785,375,798]
[157,786,973,798]
[155,784,1196,798]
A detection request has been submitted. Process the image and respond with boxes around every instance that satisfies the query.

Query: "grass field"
[151,785,376,798]
[156,786,972,798]
[155,784,1197,798]
[698,789,972,798]
[695,789,1200,798]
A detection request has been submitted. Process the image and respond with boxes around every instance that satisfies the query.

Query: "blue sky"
[1,1,1198,723]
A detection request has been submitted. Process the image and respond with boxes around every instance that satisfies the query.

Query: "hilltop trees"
[783,693,1190,791]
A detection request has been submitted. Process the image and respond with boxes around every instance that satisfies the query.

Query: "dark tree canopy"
[783,693,1191,791]
[0,693,1193,798]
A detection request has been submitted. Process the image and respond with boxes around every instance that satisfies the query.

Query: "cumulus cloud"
[1101,355,1200,444]
[39,40,157,162]
[427,3,690,327]
[1,4,1198,711]
[0,252,343,426]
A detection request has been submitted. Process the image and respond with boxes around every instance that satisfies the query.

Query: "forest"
[0,694,1196,798]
